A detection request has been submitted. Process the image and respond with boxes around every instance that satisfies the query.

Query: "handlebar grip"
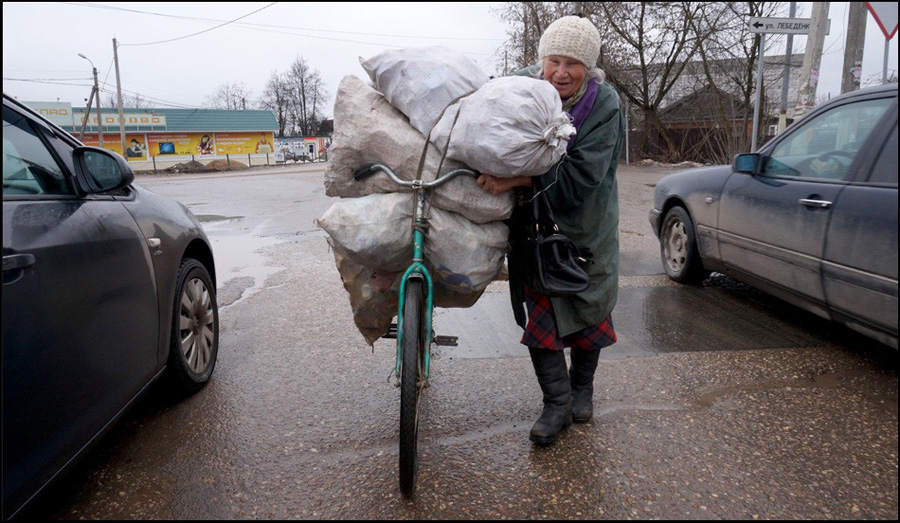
[353,164,379,181]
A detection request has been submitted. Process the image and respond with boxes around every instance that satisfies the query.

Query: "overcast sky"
[3,2,897,116]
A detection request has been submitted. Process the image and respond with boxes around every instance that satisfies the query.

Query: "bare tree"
[683,2,788,162]
[259,71,291,137]
[595,2,708,162]
[284,56,329,136]
[492,2,563,71]
[206,82,253,110]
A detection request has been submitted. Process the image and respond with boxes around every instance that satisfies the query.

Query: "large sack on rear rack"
[359,46,489,138]
[324,75,514,224]
[429,76,575,177]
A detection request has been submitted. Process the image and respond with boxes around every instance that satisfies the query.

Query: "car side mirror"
[733,153,760,174]
[73,146,135,193]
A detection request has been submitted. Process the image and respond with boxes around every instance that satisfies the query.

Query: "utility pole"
[78,53,104,147]
[841,2,868,94]
[79,95,93,141]
[794,2,830,119]
[113,37,128,157]
[778,2,797,134]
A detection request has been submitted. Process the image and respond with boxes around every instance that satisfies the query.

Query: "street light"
[78,53,104,147]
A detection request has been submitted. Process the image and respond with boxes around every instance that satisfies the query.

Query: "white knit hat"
[538,16,601,68]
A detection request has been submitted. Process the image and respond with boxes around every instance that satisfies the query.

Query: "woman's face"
[543,55,587,100]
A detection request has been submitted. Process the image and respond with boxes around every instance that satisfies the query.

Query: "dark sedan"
[2,93,220,519]
[649,83,897,349]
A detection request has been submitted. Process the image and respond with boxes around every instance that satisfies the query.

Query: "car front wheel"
[167,258,219,394]
[660,206,709,284]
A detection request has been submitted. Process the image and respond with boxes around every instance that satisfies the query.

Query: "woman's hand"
[477,174,533,195]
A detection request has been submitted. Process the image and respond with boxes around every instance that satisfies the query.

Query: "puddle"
[202,219,284,310]
[195,214,243,223]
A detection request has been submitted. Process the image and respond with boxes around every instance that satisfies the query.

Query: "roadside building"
[22,101,280,164]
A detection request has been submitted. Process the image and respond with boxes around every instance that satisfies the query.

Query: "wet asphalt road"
[34,163,897,520]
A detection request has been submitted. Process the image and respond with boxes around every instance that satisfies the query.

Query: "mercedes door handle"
[798,198,832,209]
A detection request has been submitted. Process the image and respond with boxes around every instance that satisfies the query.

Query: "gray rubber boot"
[569,348,601,423]
[528,347,573,446]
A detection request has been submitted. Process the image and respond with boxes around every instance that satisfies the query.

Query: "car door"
[2,103,158,513]
[822,114,898,347]
[716,95,895,317]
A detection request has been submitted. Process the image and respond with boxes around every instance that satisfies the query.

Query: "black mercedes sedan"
[2,93,220,519]
[649,83,897,350]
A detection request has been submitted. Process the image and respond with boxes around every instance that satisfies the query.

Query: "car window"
[762,97,893,181]
[2,106,74,196]
[868,124,898,185]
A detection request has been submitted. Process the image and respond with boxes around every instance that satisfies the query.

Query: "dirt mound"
[205,159,248,171]
[164,160,207,173]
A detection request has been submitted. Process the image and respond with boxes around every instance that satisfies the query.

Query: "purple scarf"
[566,79,600,151]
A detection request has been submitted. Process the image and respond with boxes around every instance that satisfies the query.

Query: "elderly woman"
[477,15,624,446]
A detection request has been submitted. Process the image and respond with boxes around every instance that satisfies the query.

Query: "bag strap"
[531,185,559,236]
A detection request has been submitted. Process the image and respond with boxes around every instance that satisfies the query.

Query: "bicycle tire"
[399,278,424,499]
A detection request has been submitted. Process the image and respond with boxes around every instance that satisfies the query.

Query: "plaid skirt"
[521,285,617,351]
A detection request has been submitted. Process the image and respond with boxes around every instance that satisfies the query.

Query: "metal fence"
[129,153,327,173]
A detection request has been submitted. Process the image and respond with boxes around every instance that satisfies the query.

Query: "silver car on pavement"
[649,83,897,349]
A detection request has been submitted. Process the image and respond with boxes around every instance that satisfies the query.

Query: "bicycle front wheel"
[399,278,425,499]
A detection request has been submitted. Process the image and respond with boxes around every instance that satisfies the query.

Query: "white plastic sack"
[317,192,508,294]
[325,75,433,198]
[317,192,414,273]
[331,247,487,347]
[360,46,490,138]
[331,248,401,346]
[425,208,508,294]
[324,75,514,224]
[430,76,576,177]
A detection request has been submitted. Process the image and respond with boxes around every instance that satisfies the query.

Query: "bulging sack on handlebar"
[425,207,509,295]
[316,192,414,273]
[325,75,514,224]
[317,191,509,292]
[429,76,576,178]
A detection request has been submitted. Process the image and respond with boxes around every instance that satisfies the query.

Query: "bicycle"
[353,162,478,499]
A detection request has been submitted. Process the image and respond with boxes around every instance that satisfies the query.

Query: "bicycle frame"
[352,163,478,380]
[396,188,434,378]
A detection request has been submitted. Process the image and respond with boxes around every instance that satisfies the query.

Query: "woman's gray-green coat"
[507,75,625,337]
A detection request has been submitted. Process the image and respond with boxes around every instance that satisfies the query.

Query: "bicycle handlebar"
[353,163,479,189]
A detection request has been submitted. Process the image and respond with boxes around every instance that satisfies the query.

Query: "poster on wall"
[80,133,148,161]
[215,132,275,155]
[147,133,214,157]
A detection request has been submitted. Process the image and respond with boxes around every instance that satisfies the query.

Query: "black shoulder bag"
[526,187,591,297]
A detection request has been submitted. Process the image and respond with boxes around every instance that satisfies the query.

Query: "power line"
[119,2,277,46]
[62,2,503,42]
[97,86,198,109]
[3,78,93,87]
